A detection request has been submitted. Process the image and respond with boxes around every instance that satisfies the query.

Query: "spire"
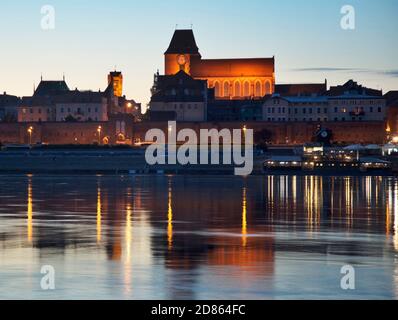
[63,73,65,81]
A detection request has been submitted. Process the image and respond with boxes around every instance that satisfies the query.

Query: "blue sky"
[0,0,397,106]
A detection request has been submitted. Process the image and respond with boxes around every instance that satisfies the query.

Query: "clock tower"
[165,29,201,75]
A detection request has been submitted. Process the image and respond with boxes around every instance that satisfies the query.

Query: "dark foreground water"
[0,174,397,300]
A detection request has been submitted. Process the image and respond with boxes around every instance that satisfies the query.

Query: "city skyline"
[0,0,398,107]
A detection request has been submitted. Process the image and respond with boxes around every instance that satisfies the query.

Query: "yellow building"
[108,71,123,98]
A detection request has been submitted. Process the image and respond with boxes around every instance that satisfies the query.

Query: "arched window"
[264,81,271,95]
[234,81,241,97]
[214,81,221,97]
[255,81,262,97]
[223,81,230,98]
[243,81,251,97]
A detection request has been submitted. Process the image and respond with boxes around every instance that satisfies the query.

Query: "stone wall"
[0,120,387,146]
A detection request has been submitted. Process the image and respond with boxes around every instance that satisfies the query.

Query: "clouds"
[291,67,398,78]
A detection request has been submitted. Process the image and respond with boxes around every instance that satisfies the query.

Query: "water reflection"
[27,176,33,243]
[167,179,173,250]
[97,184,102,244]
[241,186,247,247]
[0,174,398,299]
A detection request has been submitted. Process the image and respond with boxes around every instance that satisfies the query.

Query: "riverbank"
[1,147,397,176]
[0,149,267,175]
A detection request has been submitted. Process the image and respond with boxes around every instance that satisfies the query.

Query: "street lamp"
[27,126,33,145]
[97,126,102,145]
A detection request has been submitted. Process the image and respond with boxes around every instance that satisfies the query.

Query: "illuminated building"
[385,91,398,134]
[164,29,275,99]
[17,73,141,123]
[107,71,123,98]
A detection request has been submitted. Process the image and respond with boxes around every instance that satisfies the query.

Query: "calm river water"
[0,174,397,299]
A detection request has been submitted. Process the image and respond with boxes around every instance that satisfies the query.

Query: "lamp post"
[242,125,247,143]
[97,126,102,145]
[27,126,33,145]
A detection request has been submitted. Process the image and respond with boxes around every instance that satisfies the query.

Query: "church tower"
[164,29,201,75]
[108,71,123,97]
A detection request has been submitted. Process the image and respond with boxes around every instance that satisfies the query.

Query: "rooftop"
[165,29,200,55]
[34,80,70,97]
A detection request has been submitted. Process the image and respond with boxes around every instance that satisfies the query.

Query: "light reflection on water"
[0,174,398,299]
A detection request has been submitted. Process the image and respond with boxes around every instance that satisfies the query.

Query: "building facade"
[164,30,275,100]
[263,80,386,123]
[149,70,208,122]
[55,91,108,122]
[17,73,141,123]
[0,92,20,122]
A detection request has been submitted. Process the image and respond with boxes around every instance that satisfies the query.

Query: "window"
[234,81,241,97]
[243,81,250,97]
[378,107,382,113]
[265,81,272,95]
[223,81,230,97]
[255,81,262,97]
[214,82,221,97]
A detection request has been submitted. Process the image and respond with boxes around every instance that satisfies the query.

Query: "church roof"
[275,82,327,96]
[165,29,200,55]
[327,80,382,97]
[151,70,207,102]
[384,91,398,106]
[190,57,274,78]
[34,80,70,97]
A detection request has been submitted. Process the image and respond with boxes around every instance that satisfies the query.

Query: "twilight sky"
[0,0,397,107]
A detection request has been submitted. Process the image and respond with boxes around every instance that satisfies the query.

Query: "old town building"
[149,70,208,122]
[0,92,20,122]
[164,29,275,99]
[263,80,386,123]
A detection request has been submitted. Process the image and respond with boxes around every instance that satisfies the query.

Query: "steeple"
[165,29,200,55]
